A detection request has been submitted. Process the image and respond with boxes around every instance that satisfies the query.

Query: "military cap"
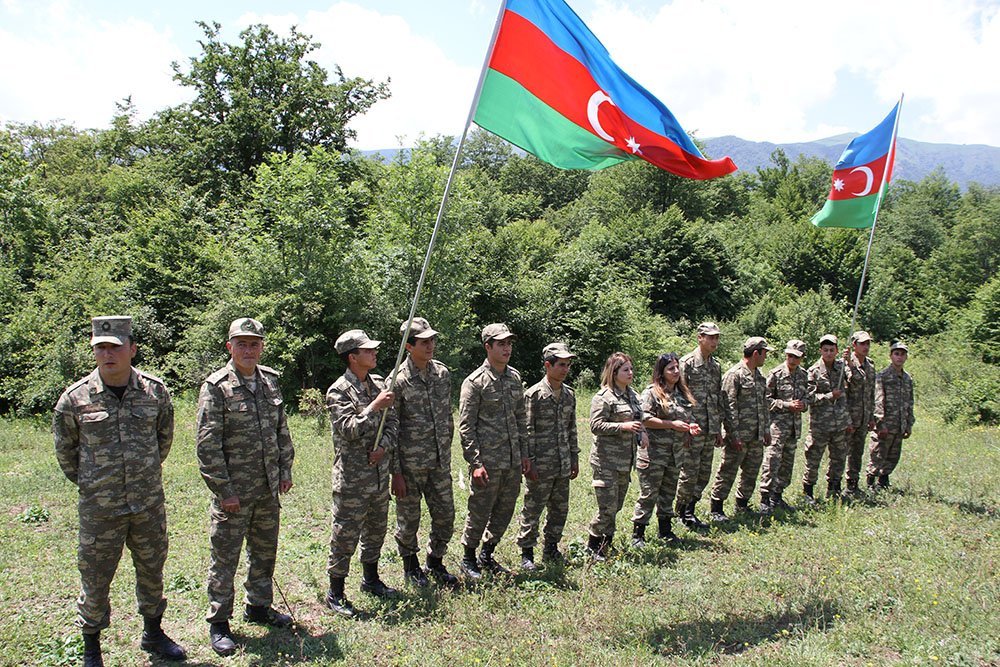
[819,334,839,346]
[401,317,438,339]
[335,329,381,354]
[542,342,576,360]
[851,330,873,343]
[481,323,515,343]
[784,339,807,357]
[889,340,909,352]
[91,316,132,346]
[743,336,775,353]
[697,322,722,336]
[228,317,265,340]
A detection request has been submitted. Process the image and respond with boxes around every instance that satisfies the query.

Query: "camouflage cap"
[228,317,264,340]
[851,330,873,343]
[401,317,438,340]
[335,329,381,354]
[91,316,132,346]
[542,342,576,360]
[697,322,721,336]
[889,340,909,352]
[819,334,839,346]
[481,323,515,343]
[784,339,807,357]
[743,336,775,353]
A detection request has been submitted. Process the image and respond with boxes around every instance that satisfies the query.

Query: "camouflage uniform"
[676,348,724,510]
[762,360,808,495]
[632,385,692,524]
[844,353,876,487]
[53,366,173,634]
[392,355,456,560]
[867,365,915,477]
[326,369,398,577]
[196,360,294,623]
[459,361,529,549]
[711,360,770,504]
[588,386,641,538]
[802,359,850,487]
[516,378,578,550]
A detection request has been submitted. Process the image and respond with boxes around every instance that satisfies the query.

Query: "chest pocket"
[612,403,633,422]
[130,401,159,424]
[79,410,111,445]
[481,385,502,414]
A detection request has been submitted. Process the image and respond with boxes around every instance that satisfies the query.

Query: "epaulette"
[466,365,489,382]
[430,359,450,373]
[330,375,353,393]
[137,369,166,387]
[508,366,522,381]
[258,364,281,377]
[205,367,231,385]
[65,376,89,394]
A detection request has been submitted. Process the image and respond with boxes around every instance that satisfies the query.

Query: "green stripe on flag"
[811,193,879,229]
[474,69,630,170]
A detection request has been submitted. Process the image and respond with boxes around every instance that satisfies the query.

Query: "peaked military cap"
[819,334,838,346]
[228,317,265,340]
[744,336,775,352]
[784,339,807,357]
[91,316,132,346]
[889,340,909,352]
[481,323,515,343]
[851,330,873,343]
[542,342,576,360]
[697,322,721,336]
[336,329,381,354]
[401,317,438,339]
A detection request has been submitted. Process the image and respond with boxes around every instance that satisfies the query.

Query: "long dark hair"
[651,353,696,406]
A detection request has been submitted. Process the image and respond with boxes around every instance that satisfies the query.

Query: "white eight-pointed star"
[626,136,642,154]
[833,178,845,191]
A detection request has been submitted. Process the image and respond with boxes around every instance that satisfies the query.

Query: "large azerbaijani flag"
[812,102,901,229]
[473,0,737,180]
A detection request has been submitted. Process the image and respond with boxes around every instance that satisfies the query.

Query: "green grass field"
[1,394,997,666]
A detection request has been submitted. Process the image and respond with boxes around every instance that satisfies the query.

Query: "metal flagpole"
[369,0,510,451]
[849,93,904,338]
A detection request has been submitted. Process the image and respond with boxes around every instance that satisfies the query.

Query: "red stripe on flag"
[827,154,890,201]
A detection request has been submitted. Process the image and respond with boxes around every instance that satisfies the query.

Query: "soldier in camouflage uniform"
[631,353,700,546]
[709,337,773,521]
[802,334,853,501]
[459,323,534,579]
[516,343,579,570]
[196,317,295,656]
[843,331,877,495]
[325,330,399,617]
[867,341,915,489]
[53,316,185,667]
[676,322,725,530]
[389,317,459,588]
[760,340,808,511]
[588,352,647,559]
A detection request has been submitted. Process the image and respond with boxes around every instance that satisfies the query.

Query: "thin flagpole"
[849,93,904,338]
[369,0,510,451]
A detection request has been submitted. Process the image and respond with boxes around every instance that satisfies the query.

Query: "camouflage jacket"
[196,361,294,501]
[459,361,528,471]
[766,361,809,438]
[874,366,915,434]
[392,356,454,473]
[326,369,398,493]
[53,367,173,517]
[639,384,693,465]
[589,385,642,472]
[679,348,724,436]
[845,354,877,429]
[525,378,578,478]
[722,360,770,443]
[807,359,850,432]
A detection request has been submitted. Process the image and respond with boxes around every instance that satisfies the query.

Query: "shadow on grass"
[701,503,821,536]
[240,623,344,664]
[645,597,842,656]
[907,485,997,519]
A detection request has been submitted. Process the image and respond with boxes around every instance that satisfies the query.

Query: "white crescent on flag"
[850,166,875,196]
[587,90,615,142]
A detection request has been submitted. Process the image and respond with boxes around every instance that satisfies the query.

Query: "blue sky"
[2,0,999,150]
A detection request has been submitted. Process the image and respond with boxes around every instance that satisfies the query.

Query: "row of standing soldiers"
[52,316,914,665]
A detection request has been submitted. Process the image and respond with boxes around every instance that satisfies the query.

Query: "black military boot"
[244,604,293,627]
[542,543,565,564]
[426,555,460,588]
[521,547,538,571]
[325,576,355,618]
[459,545,482,580]
[827,480,842,500]
[686,500,709,529]
[209,621,237,657]
[360,562,399,598]
[631,522,646,548]
[845,479,861,497]
[657,516,678,543]
[82,632,103,667]
[477,541,511,576]
[878,474,891,489]
[772,490,790,510]
[587,534,606,562]
[140,615,187,661]
[734,496,751,515]
[802,483,817,506]
[760,491,773,514]
[402,554,429,588]
[709,498,728,522]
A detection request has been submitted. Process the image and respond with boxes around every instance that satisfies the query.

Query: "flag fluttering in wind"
[812,102,901,229]
[473,0,737,179]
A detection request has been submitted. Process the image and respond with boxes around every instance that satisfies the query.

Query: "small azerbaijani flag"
[473,0,737,180]
[812,102,901,228]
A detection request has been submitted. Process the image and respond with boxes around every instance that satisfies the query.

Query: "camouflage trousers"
[394,466,455,559]
[327,474,390,578]
[516,474,571,549]
[759,426,799,494]
[206,493,280,623]
[77,503,168,633]
[867,432,904,476]
[802,429,848,487]
[461,466,521,549]
[589,466,631,538]
[632,447,684,525]
[845,426,871,486]
[710,438,763,503]
[674,433,718,508]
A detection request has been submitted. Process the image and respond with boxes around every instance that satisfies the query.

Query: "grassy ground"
[0,393,997,666]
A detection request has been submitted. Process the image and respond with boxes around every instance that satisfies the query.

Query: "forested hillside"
[2,22,998,425]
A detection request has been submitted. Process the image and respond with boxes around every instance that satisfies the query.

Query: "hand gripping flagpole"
[849,93,904,339]
[370,0,510,451]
